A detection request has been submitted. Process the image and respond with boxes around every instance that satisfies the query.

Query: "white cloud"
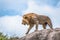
[0,16,28,37]
[22,0,54,15]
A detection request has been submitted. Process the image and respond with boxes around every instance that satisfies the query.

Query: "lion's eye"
[24,17,28,19]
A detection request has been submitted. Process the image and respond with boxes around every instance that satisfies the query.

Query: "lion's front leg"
[26,24,34,34]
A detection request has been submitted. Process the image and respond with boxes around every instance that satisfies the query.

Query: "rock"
[48,31,60,40]
[20,28,60,40]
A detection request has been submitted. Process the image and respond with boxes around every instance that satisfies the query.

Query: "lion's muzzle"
[22,19,29,25]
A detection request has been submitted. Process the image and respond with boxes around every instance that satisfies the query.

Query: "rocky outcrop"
[20,28,60,40]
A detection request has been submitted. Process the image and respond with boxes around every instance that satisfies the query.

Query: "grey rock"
[20,28,60,40]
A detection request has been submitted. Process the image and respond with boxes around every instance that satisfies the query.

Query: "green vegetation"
[0,32,8,40]
[0,32,19,40]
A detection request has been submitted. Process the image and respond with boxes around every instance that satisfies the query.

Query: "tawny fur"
[22,13,53,34]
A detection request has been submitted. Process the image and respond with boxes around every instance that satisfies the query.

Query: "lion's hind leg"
[42,23,47,29]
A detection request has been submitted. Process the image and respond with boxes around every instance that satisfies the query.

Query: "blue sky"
[0,0,60,37]
[0,0,28,16]
[34,0,60,7]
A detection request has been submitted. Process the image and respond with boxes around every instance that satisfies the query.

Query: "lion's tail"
[46,17,53,29]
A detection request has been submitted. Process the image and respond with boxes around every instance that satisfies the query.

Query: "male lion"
[22,13,53,34]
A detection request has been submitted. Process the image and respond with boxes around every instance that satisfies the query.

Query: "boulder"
[20,28,60,40]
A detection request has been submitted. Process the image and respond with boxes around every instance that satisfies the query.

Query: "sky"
[0,0,60,37]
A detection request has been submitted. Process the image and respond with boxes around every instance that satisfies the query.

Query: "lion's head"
[22,16,29,25]
[22,13,38,25]
[22,14,31,25]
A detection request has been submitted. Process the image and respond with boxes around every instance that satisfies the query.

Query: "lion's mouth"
[22,23,26,25]
[22,23,29,25]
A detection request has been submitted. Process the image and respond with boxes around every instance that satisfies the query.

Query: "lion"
[22,13,53,34]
